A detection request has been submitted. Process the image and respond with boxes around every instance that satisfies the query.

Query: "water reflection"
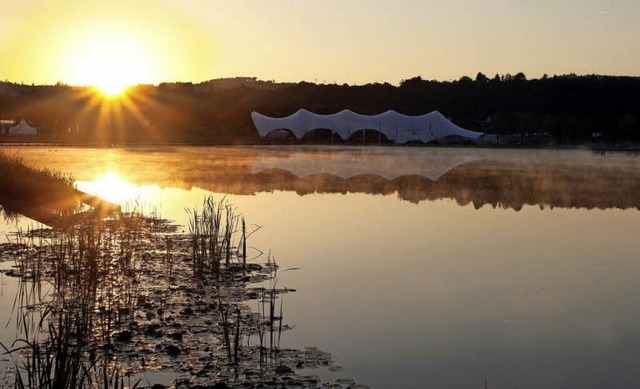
[3,146,638,211]
[81,172,141,204]
[246,147,640,210]
[0,188,119,229]
[1,146,640,388]
[251,148,482,180]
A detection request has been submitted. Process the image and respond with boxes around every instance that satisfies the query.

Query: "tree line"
[0,73,638,144]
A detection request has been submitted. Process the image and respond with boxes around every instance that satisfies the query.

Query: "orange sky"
[1,0,639,87]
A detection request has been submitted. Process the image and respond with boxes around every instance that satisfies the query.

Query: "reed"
[186,196,247,277]
[1,207,147,388]
[185,199,299,376]
[2,193,300,387]
[1,270,129,389]
[216,287,244,366]
[0,151,76,202]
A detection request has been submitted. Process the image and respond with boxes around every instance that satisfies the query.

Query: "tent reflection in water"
[251,109,483,144]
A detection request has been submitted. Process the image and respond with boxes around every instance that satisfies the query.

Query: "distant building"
[0,119,15,135]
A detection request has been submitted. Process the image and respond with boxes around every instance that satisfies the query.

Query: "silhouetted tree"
[475,72,489,82]
[514,72,527,82]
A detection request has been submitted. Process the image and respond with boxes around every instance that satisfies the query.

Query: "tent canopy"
[9,119,37,135]
[251,109,482,143]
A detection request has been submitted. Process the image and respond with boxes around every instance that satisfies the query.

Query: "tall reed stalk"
[186,196,246,277]
[2,208,146,388]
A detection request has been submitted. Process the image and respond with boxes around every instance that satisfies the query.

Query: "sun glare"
[78,173,140,205]
[62,31,163,95]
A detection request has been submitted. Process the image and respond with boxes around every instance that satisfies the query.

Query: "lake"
[1,145,640,388]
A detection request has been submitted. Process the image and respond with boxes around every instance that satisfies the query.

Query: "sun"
[88,52,134,96]
[62,30,163,95]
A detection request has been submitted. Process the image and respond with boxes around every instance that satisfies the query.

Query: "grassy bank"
[0,150,76,203]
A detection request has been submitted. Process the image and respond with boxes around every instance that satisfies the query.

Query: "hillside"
[0,74,639,144]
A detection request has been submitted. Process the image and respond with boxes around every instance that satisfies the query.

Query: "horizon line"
[2,72,640,89]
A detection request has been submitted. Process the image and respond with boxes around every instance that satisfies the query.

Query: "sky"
[1,0,639,87]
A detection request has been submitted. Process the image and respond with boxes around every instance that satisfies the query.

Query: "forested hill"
[0,74,639,144]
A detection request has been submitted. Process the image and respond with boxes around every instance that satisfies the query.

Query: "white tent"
[9,119,37,135]
[251,109,483,143]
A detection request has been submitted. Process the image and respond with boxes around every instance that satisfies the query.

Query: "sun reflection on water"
[77,172,144,205]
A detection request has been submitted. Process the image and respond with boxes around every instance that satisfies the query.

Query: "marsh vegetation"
[0,194,353,388]
[0,150,121,228]
[0,151,75,203]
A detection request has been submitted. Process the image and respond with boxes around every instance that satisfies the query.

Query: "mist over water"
[1,146,639,388]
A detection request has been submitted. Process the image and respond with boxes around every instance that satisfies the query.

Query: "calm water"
[1,145,640,388]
